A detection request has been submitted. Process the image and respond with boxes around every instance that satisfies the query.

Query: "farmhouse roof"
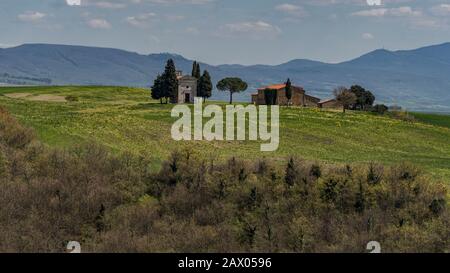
[318,98,336,104]
[257,84,304,91]
[305,94,321,101]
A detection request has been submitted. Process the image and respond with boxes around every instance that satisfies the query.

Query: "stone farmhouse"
[174,70,197,103]
[251,84,320,107]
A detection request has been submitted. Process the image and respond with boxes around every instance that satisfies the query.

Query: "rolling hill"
[1,43,450,111]
[0,86,449,180]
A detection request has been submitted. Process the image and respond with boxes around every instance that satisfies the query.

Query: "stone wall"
[177,76,197,103]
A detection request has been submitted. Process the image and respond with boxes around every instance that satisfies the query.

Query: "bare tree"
[334,86,357,113]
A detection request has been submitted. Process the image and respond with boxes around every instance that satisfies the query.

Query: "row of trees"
[152,61,387,111]
[151,59,214,104]
[192,61,213,102]
[334,85,381,113]
[152,59,249,104]
[151,59,178,104]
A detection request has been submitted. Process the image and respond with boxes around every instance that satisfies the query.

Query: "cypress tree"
[285,78,292,106]
[162,59,179,103]
[192,61,198,78]
[198,70,212,102]
[195,62,201,79]
[151,74,164,104]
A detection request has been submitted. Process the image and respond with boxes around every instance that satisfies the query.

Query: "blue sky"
[1,0,450,65]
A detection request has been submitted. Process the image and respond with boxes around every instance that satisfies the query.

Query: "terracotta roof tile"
[257,83,303,91]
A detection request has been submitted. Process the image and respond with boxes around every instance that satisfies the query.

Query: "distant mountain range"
[1,43,450,111]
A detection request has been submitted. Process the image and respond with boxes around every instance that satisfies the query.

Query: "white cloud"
[18,11,46,23]
[87,18,112,29]
[125,13,156,28]
[275,3,308,17]
[224,21,280,34]
[431,4,450,16]
[362,32,374,39]
[220,21,281,39]
[103,0,213,5]
[94,1,127,9]
[352,6,421,17]
[66,0,82,6]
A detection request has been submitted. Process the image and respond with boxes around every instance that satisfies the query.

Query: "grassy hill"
[0,86,449,180]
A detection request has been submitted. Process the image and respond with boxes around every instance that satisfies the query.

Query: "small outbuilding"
[318,99,340,109]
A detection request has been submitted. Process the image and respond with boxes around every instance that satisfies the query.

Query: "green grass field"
[1,86,450,180]
[412,112,450,129]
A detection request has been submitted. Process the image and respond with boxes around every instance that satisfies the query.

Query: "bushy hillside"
[0,106,448,252]
[0,86,449,180]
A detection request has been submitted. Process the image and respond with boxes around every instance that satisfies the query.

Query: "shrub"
[65,95,79,102]
[389,110,416,122]
[372,104,389,114]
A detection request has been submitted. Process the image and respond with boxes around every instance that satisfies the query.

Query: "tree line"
[334,85,389,114]
[151,59,249,104]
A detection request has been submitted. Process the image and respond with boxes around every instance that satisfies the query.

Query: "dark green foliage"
[263,89,277,105]
[285,78,292,104]
[349,85,375,110]
[372,104,389,114]
[198,70,212,101]
[196,63,201,79]
[191,61,201,79]
[162,59,179,103]
[192,61,198,77]
[216,77,248,104]
[412,112,450,129]
[151,74,164,103]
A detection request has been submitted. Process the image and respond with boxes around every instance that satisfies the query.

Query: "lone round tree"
[216,77,248,104]
[349,85,375,110]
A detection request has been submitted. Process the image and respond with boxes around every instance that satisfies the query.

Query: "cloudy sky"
[1,0,450,65]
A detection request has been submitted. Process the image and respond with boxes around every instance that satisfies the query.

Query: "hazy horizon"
[3,41,450,67]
